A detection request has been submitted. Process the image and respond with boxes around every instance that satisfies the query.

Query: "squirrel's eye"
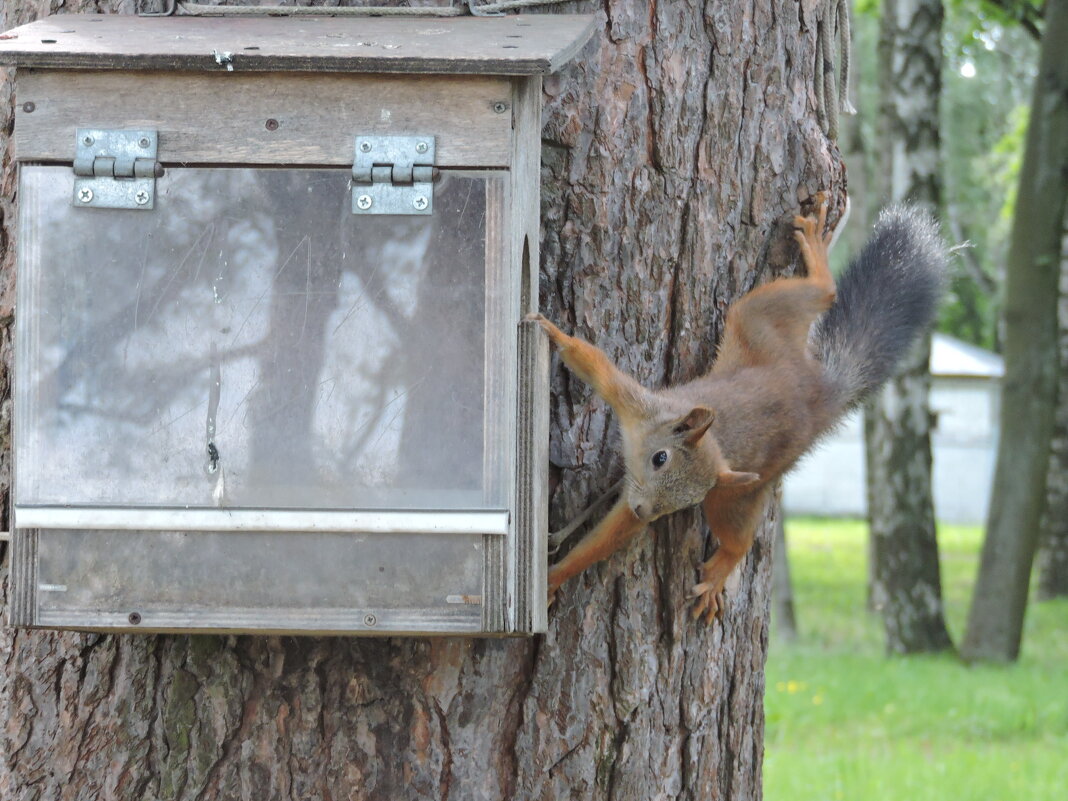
[651,450,669,469]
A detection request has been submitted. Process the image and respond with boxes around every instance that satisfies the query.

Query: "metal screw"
[493,102,508,114]
[77,187,94,203]
[265,118,279,131]
[413,196,428,211]
[21,102,35,113]
[360,141,372,153]
[138,136,151,148]
[363,613,377,627]
[128,612,142,625]
[82,135,94,146]
[416,141,428,154]
[356,194,373,210]
[135,190,150,206]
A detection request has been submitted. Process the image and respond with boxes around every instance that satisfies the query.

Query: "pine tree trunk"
[865,0,953,654]
[1037,230,1068,601]
[0,2,844,798]
[962,0,1068,662]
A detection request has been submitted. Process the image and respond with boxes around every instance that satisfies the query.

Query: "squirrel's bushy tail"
[814,205,947,413]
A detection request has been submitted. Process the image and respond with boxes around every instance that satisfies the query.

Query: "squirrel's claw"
[689,582,726,623]
[794,195,833,278]
[525,312,571,351]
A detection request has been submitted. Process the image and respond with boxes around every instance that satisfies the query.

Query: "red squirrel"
[529,197,946,622]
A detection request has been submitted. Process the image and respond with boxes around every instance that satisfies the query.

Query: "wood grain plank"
[511,76,546,633]
[0,14,596,76]
[15,70,513,166]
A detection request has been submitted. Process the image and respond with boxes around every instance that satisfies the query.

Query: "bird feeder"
[0,12,594,635]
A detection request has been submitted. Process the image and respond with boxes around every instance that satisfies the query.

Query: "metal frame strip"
[15,507,509,535]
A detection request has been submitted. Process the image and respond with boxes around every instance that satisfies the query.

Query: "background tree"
[0,2,845,799]
[1037,231,1068,600]
[962,0,1068,663]
[771,501,799,642]
[864,0,954,655]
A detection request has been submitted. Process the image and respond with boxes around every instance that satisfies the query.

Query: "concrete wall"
[783,376,1000,525]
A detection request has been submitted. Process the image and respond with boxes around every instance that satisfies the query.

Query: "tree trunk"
[770,500,799,642]
[962,1,1068,663]
[865,0,953,654]
[0,2,844,798]
[1037,227,1068,601]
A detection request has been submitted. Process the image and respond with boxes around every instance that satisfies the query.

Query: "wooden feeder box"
[0,13,594,636]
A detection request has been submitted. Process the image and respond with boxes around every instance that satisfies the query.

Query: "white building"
[783,333,1004,525]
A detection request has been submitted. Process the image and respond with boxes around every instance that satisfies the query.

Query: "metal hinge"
[352,135,436,216]
[73,129,161,210]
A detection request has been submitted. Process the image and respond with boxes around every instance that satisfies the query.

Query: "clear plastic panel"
[35,529,484,628]
[16,167,510,510]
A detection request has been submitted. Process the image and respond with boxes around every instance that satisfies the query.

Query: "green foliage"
[844,0,1039,351]
[764,518,1068,801]
[939,1,1037,349]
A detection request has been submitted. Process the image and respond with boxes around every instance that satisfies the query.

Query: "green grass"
[764,518,1068,801]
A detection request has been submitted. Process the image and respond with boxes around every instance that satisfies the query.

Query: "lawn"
[764,518,1068,801]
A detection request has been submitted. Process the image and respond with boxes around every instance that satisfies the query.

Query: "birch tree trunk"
[865,0,953,654]
[962,0,1068,662]
[0,2,844,798]
[1037,229,1068,601]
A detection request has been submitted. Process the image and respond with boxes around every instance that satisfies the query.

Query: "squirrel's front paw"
[689,582,727,624]
[525,312,569,348]
[547,566,565,609]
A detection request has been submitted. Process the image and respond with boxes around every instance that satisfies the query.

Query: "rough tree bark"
[1037,227,1068,601]
[864,0,954,655]
[0,2,844,798]
[962,0,1068,663]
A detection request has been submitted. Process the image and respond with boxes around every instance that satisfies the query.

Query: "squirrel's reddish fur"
[532,195,946,622]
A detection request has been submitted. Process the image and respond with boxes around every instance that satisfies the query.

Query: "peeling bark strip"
[0,2,843,799]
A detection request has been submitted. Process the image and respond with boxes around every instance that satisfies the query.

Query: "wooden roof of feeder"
[0,13,597,75]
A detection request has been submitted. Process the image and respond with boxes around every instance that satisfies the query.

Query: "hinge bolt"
[138,137,151,148]
[77,188,94,203]
[82,135,94,146]
[360,141,372,153]
[416,141,428,154]
[135,190,151,206]
[413,196,428,211]
[356,194,373,210]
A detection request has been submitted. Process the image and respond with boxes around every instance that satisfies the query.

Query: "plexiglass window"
[16,167,510,512]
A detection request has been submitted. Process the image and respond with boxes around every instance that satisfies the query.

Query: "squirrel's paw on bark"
[546,584,560,610]
[547,569,564,608]
[689,583,726,624]
[793,194,832,263]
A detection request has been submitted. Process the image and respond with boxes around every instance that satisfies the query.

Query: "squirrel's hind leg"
[793,194,836,297]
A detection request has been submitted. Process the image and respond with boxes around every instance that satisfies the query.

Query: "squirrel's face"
[623,406,760,522]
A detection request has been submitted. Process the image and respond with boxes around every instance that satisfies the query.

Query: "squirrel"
[529,196,946,622]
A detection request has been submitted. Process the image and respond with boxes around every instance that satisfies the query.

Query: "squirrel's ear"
[674,406,715,446]
[717,470,761,487]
